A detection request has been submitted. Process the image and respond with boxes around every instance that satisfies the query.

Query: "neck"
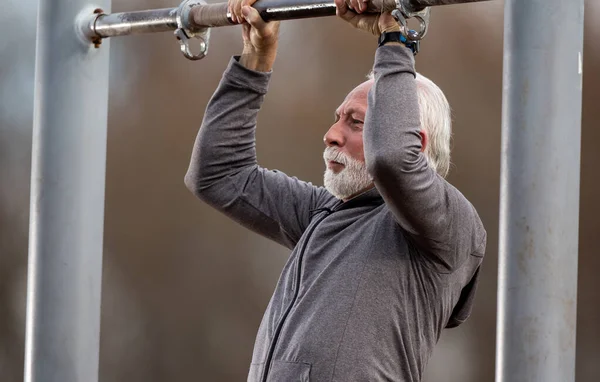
[342,184,375,203]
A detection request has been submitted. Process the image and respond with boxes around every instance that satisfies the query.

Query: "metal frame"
[496,0,584,381]
[25,0,584,381]
[25,1,110,382]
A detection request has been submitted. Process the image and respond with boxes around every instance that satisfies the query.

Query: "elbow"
[184,171,199,197]
[184,161,231,203]
[184,145,216,199]
[366,153,398,182]
[184,169,206,200]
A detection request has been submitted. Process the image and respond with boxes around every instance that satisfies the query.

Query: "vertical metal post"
[497,1,584,382]
[25,1,111,382]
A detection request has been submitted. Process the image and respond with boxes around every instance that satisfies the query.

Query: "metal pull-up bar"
[25,0,583,381]
[79,0,490,59]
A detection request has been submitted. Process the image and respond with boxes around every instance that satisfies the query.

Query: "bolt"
[92,37,102,48]
[90,9,105,48]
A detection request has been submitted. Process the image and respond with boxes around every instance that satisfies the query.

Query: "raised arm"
[185,2,334,249]
[365,45,485,270]
[334,0,486,270]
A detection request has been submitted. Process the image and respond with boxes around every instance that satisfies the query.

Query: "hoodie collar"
[335,187,384,211]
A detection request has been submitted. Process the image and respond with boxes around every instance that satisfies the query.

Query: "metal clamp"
[175,0,211,60]
[391,0,431,41]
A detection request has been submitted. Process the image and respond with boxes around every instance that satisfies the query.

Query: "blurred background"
[1,0,599,381]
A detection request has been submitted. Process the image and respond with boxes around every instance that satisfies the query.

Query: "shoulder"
[445,182,487,255]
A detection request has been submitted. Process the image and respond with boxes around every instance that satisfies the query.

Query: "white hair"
[367,71,452,178]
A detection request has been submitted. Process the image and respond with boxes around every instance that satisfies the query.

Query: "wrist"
[243,40,278,57]
[240,45,277,72]
[377,31,419,55]
[379,24,401,36]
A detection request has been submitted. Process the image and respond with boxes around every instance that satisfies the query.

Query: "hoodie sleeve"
[365,45,486,272]
[185,57,335,250]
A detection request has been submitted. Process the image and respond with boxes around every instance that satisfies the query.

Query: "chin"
[324,167,374,201]
[323,171,351,200]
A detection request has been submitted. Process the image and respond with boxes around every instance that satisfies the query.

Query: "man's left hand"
[334,0,400,36]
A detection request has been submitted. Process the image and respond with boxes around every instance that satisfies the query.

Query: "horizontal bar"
[189,0,337,28]
[255,0,337,21]
[415,0,488,6]
[191,0,492,29]
[90,0,492,39]
[94,8,178,38]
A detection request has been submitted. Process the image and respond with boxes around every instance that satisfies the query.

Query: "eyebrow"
[334,108,363,121]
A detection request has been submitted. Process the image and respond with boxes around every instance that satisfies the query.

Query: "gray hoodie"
[185,45,486,382]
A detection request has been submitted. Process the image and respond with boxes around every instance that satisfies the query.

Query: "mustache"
[323,147,350,166]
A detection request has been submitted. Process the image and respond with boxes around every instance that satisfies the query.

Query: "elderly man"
[185,0,486,380]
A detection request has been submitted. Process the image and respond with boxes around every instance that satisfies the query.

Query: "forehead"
[337,80,373,113]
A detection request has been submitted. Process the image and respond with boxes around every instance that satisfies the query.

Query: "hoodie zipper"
[260,207,334,382]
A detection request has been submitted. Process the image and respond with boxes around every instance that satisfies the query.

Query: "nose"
[324,121,346,147]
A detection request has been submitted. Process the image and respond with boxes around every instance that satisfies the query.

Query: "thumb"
[242,5,267,30]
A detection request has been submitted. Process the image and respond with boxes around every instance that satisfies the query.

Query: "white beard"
[323,147,373,200]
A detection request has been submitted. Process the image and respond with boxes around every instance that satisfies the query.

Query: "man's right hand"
[229,0,280,72]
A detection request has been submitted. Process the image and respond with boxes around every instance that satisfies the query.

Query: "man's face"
[323,80,374,200]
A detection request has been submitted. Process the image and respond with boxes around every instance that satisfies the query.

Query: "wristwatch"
[378,31,420,55]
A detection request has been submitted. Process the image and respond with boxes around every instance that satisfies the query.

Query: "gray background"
[1,0,599,381]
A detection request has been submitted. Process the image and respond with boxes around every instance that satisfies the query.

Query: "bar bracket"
[176,0,211,60]
[393,0,431,41]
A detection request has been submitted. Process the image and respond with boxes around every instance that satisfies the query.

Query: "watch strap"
[378,31,420,55]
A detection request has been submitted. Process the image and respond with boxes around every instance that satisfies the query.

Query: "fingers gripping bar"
[189,0,490,27]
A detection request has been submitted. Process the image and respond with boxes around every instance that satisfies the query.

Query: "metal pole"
[188,0,492,27]
[413,0,485,5]
[88,0,492,38]
[190,0,493,26]
[25,1,110,382]
[94,8,177,37]
[496,1,584,381]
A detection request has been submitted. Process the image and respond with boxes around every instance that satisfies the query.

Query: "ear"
[419,130,428,153]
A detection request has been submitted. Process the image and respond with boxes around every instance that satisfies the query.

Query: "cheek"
[347,131,365,162]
